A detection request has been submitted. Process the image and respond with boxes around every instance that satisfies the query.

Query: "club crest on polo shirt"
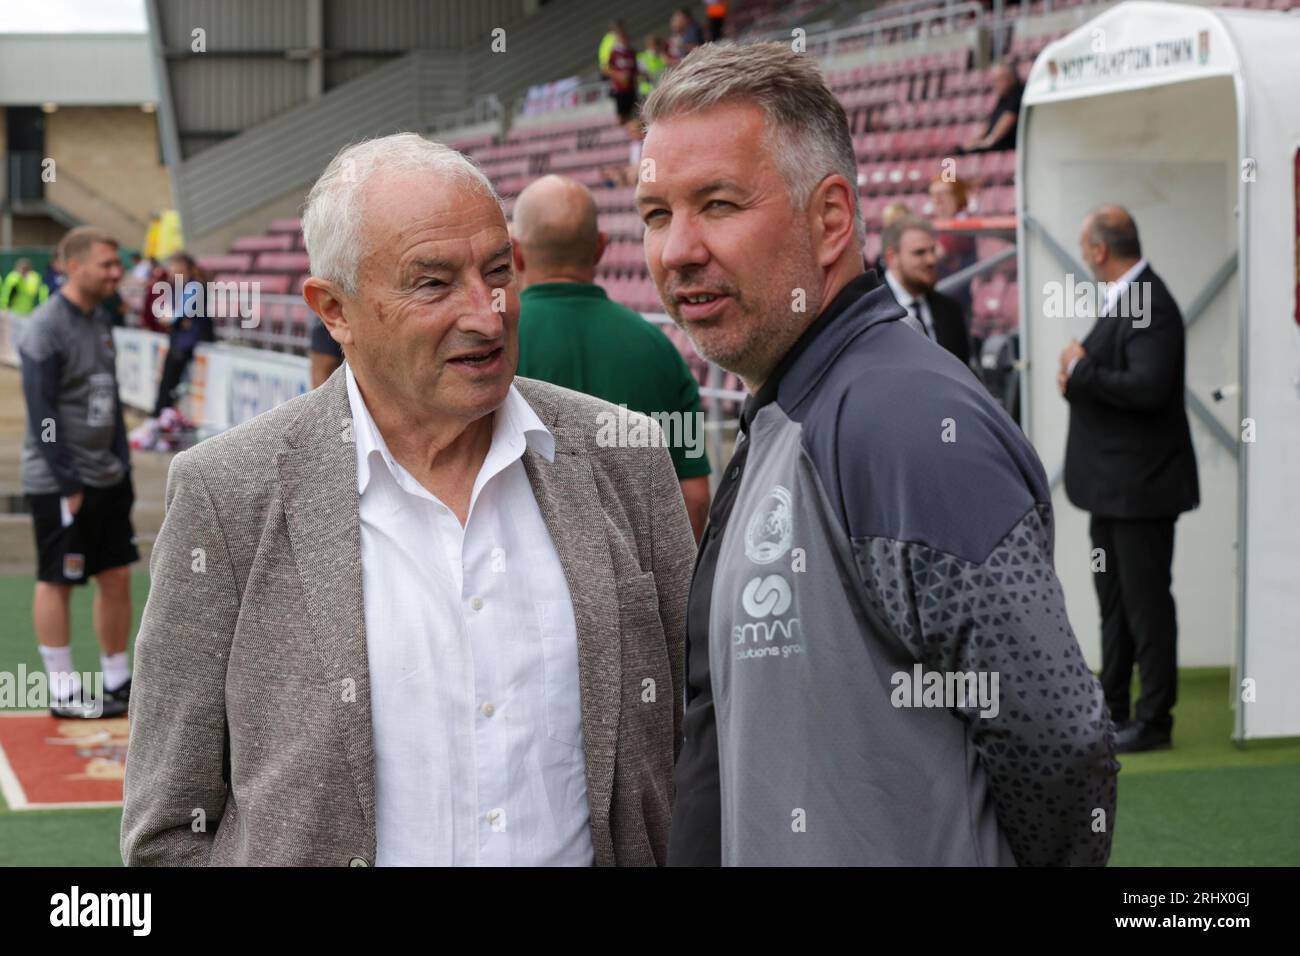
[744,485,792,565]
[63,553,85,580]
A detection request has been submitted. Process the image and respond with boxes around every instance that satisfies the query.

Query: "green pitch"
[0,573,1296,867]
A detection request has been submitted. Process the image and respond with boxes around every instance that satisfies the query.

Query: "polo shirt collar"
[519,281,608,301]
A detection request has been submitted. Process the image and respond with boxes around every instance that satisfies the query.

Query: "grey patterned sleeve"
[853,504,1120,866]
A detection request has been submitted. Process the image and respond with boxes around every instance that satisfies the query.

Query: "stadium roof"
[0,33,156,106]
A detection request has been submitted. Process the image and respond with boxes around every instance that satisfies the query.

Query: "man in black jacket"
[1059,205,1199,754]
[881,216,971,367]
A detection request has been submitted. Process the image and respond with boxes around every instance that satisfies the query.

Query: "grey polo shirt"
[19,291,129,495]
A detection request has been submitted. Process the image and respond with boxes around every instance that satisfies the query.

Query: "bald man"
[513,175,711,541]
[1060,204,1199,754]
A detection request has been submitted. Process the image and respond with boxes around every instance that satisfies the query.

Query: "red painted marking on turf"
[0,713,127,809]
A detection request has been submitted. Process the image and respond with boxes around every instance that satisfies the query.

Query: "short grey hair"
[301,132,501,294]
[641,41,865,248]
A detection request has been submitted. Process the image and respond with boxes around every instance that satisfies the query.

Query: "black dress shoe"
[105,677,131,707]
[50,692,127,720]
[1115,723,1172,753]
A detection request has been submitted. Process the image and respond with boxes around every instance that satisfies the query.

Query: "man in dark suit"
[1059,205,1199,754]
[881,216,971,366]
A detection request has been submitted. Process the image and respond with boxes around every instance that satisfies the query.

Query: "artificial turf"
[0,573,1295,866]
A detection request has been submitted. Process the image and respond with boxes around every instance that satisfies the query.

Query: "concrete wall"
[44,107,175,247]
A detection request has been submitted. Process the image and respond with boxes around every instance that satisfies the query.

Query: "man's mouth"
[675,290,732,320]
[448,346,504,368]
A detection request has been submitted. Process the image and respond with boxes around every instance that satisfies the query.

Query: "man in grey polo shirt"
[19,226,136,719]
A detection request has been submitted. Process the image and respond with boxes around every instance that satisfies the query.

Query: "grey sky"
[0,0,145,32]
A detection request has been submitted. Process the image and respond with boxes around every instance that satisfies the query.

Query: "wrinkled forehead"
[356,170,506,265]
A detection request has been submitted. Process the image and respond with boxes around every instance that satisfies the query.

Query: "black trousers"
[153,346,194,416]
[1089,515,1178,734]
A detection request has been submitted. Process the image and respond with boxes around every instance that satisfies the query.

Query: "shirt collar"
[519,281,608,302]
[344,363,555,497]
[884,268,913,306]
[1105,257,1148,314]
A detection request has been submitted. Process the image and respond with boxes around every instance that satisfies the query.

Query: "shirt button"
[469,596,484,611]
[481,703,495,717]
[730,466,740,480]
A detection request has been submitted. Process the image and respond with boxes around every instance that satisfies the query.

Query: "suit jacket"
[924,289,971,367]
[121,368,696,866]
[1064,264,1199,518]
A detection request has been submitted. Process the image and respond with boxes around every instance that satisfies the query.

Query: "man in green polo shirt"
[513,174,711,541]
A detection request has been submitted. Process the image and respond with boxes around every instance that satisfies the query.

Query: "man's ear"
[593,230,609,267]
[302,277,354,348]
[511,242,526,275]
[809,173,858,270]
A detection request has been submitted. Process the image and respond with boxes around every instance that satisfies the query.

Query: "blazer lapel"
[275,370,376,852]
[520,421,623,866]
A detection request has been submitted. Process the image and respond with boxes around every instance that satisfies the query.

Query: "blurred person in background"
[512,174,712,541]
[599,20,640,123]
[1,258,48,314]
[929,175,976,315]
[18,226,134,719]
[151,251,214,418]
[870,200,913,276]
[882,216,971,366]
[705,1,727,40]
[1060,205,1199,755]
[667,7,704,63]
[309,314,344,387]
[638,35,669,97]
[961,62,1023,154]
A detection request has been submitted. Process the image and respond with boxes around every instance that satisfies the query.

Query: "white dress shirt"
[1069,257,1148,378]
[345,365,594,866]
[885,268,935,340]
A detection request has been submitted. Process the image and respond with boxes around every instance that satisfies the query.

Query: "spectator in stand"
[881,216,971,366]
[309,315,344,388]
[600,20,640,124]
[961,62,1023,153]
[138,259,167,333]
[151,251,214,418]
[18,226,134,719]
[1,258,48,314]
[512,174,712,542]
[601,117,646,187]
[705,1,727,41]
[667,7,704,63]
[929,175,977,315]
[638,35,669,97]
[42,250,67,298]
[870,200,913,277]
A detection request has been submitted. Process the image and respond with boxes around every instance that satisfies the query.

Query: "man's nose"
[657,213,710,273]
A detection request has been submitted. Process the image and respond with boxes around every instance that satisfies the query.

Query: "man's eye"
[491,264,511,274]
[643,209,666,223]
[706,200,733,210]
[422,279,445,289]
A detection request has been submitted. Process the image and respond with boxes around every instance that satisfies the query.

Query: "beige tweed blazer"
[121,368,695,866]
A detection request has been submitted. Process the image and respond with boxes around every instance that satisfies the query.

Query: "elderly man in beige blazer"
[121,133,696,867]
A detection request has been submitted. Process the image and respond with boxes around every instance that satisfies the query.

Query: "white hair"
[301,132,501,295]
